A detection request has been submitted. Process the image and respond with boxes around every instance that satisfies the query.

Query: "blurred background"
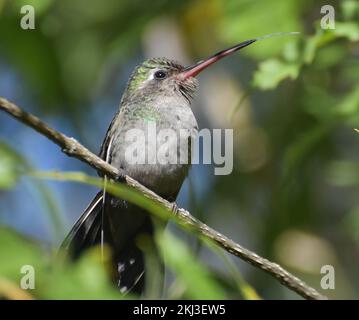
[0,0,358,299]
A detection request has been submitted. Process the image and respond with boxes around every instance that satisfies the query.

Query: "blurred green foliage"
[157,231,227,299]
[0,143,24,189]
[0,0,359,299]
[0,227,122,299]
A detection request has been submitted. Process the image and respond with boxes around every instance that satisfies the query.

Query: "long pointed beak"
[180,39,256,79]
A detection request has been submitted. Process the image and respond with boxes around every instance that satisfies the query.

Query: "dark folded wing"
[60,191,103,258]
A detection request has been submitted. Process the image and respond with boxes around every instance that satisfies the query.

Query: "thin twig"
[0,97,327,300]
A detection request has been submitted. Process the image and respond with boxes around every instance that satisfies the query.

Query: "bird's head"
[124,58,197,103]
[122,38,257,104]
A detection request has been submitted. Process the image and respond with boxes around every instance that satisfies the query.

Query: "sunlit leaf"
[334,21,359,41]
[252,58,300,90]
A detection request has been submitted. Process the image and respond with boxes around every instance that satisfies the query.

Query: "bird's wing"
[60,191,103,257]
[98,109,123,163]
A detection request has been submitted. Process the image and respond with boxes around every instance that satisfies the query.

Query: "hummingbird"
[61,38,258,295]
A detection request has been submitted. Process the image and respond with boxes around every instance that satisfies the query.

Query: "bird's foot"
[170,202,179,216]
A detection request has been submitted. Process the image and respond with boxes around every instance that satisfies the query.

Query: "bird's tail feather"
[61,191,103,256]
[60,192,151,294]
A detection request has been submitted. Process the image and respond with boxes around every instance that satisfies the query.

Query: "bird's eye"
[154,70,167,79]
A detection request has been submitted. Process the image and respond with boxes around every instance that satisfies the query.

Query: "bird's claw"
[171,202,179,216]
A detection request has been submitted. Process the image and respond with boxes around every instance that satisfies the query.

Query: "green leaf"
[341,0,359,20]
[157,231,227,300]
[301,85,338,120]
[0,228,45,282]
[313,43,347,68]
[302,30,336,64]
[335,85,359,127]
[252,58,300,90]
[303,23,359,65]
[326,161,359,187]
[334,21,359,41]
[282,39,300,62]
[41,247,122,299]
[0,144,65,240]
[12,0,54,15]
[0,143,25,189]
[31,171,171,221]
[207,242,261,300]
[220,0,303,59]
[0,227,122,299]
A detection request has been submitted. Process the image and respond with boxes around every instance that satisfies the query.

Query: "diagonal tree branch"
[0,97,327,300]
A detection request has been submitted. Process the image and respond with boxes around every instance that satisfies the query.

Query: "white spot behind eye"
[148,72,155,80]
